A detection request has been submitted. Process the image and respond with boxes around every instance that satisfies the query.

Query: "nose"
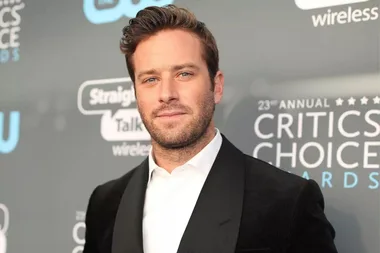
[158,77,179,103]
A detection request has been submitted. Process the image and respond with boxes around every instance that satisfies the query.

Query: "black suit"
[83,134,338,253]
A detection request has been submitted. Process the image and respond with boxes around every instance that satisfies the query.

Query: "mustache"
[152,103,191,117]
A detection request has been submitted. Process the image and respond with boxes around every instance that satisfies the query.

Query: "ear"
[213,70,224,104]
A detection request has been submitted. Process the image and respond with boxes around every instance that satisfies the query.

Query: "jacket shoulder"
[92,166,139,205]
[243,154,326,213]
[245,154,307,180]
[243,154,311,194]
[83,162,144,252]
[240,155,335,251]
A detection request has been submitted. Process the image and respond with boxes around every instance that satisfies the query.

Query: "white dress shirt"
[142,128,223,253]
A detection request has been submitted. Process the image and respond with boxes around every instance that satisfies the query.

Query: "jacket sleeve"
[83,186,100,253]
[287,179,339,253]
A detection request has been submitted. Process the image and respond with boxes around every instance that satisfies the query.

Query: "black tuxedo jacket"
[83,134,338,253]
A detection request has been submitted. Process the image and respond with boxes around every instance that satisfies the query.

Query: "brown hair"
[119,4,219,87]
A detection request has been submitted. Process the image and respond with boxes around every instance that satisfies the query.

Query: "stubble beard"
[138,94,215,150]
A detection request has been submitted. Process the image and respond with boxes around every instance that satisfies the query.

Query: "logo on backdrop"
[0,111,20,154]
[253,95,380,190]
[72,211,85,253]
[83,0,175,25]
[0,0,25,64]
[78,77,151,157]
[295,0,379,27]
[0,203,9,253]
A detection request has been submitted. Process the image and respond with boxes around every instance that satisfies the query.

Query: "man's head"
[120,4,224,149]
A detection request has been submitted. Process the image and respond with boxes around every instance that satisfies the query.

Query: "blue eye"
[179,72,193,78]
[144,77,157,83]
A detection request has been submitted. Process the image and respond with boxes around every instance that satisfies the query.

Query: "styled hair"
[119,4,219,87]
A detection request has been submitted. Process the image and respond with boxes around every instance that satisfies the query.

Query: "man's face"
[133,29,223,149]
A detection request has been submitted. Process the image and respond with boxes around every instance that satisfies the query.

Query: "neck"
[151,124,217,173]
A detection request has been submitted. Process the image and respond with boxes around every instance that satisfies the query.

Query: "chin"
[158,131,202,149]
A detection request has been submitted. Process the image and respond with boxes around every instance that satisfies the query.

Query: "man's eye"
[144,77,157,83]
[179,72,193,78]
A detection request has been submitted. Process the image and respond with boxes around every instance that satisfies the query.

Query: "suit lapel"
[177,135,246,253]
[112,158,149,253]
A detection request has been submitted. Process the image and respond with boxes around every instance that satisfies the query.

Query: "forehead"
[133,29,205,71]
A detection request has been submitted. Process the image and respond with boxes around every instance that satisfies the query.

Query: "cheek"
[136,98,151,116]
[136,89,156,106]
[136,92,149,109]
[185,83,211,103]
[190,90,214,112]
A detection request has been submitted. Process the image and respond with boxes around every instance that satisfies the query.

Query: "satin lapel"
[176,135,246,253]
[112,159,149,253]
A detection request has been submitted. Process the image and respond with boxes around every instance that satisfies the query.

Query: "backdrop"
[1,0,380,253]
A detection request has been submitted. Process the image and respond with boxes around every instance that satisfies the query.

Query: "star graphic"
[335,98,344,106]
[348,97,356,105]
[373,96,380,104]
[360,96,368,105]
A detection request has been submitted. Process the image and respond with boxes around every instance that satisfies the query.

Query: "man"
[83,4,338,253]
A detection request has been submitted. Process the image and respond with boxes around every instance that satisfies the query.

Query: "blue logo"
[0,111,20,154]
[83,0,175,25]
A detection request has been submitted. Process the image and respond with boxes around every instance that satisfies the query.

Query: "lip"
[157,111,186,117]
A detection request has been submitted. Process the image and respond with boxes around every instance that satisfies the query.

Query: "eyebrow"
[136,63,200,81]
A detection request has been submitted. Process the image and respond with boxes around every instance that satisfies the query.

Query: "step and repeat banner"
[1,0,380,252]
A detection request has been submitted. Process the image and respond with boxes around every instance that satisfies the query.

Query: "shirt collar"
[147,128,223,183]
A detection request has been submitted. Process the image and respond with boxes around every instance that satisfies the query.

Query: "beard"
[138,93,215,150]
